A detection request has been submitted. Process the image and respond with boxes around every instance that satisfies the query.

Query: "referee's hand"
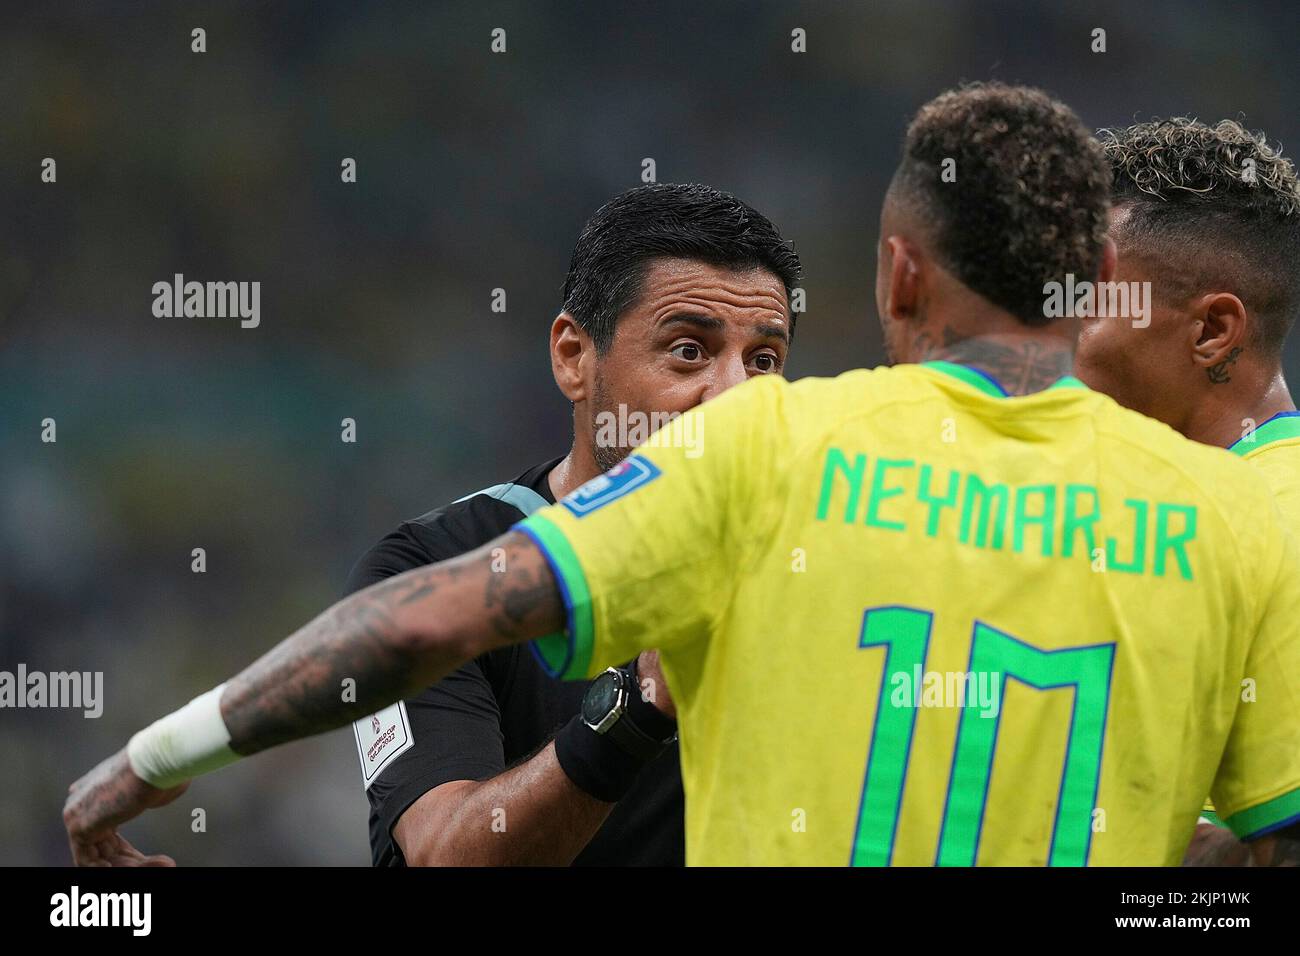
[636,650,676,719]
[64,748,188,866]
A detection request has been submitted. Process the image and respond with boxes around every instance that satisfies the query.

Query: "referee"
[349,183,801,865]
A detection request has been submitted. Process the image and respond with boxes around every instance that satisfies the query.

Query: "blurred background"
[2,0,1298,865]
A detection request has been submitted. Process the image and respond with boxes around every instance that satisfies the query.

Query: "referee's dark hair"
[561,183,802,352]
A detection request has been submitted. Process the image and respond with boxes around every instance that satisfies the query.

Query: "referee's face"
[587,257,791,471]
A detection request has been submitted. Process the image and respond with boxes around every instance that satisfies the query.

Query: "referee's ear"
[551,312,594,403]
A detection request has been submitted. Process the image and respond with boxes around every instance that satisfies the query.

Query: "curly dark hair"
[1101,118,1300,354]
[890,82,1112,325]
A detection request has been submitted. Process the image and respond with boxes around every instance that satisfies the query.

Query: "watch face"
[583,671,621,726]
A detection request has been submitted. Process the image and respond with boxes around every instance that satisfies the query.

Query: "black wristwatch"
[580,666,677,761]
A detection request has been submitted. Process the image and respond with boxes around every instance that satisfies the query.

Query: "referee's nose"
[698,354,752,403]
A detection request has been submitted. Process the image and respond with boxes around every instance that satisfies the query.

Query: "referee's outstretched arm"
[63,529,562,866]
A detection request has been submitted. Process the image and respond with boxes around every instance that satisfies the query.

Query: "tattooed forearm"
[485,552,562,639]
[220,531,563,756]
[221,569,435,754]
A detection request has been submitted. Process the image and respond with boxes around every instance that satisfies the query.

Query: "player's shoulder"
[1239,434,1300,470]
[1236,423,1300,483]
[776,364,931,425]
[692,368,886,448]
[1092,395,1285,559]
[703,366,939,456]
[782,363,954,405]
[1096,395,1270,488]
[1237,434,1300,535]
[697,366,895,421]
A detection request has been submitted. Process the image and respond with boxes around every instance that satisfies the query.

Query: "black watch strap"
[608,663,677,760]
[606,702,674,761]
[556,664,677,802]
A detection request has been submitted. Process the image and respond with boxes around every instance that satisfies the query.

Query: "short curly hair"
[890,82,1111,325]
[1101,118,1300,354]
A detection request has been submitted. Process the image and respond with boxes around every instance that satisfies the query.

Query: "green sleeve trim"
[514,513,595,681]
[1224,787,1300,840]
[1199,808,1226,829]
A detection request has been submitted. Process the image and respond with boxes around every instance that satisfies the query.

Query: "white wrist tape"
[127,683,239,788]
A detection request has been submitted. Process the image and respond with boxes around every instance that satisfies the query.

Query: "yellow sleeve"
[1210,515,1300,840]
[514,375,790,680]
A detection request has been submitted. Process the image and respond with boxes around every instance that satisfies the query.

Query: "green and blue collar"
[922,359,1087,398]
[1227,411,1300,457]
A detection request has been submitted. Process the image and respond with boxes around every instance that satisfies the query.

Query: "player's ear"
[1098,235,1117,285]
[881,235,921,323]
[1190,292,1249,369]
[550,312,592,402]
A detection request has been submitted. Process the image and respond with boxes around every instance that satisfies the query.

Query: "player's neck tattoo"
[913,327,1072,395]
[1207,347,1243,384]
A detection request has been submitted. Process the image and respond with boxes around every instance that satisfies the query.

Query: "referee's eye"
[750,352,779,374]
[670,342,705,363]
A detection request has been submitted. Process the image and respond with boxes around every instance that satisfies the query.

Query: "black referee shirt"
[348,457,686,866]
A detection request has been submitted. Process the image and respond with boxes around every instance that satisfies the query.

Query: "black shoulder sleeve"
[345,524,437,592]
[347,496,524,588]
[347,505,523,865]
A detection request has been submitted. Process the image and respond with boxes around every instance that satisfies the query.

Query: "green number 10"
[849,605,1115,867]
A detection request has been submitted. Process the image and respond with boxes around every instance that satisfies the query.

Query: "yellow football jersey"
[1231,412,1300,532]
[1202,411,1300,828]
[517,362,1300,866]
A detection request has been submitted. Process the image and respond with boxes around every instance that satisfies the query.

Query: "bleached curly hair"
[1101,118,1300,352]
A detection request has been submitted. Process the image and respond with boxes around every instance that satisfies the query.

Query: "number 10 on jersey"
[850,605,1115,866]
